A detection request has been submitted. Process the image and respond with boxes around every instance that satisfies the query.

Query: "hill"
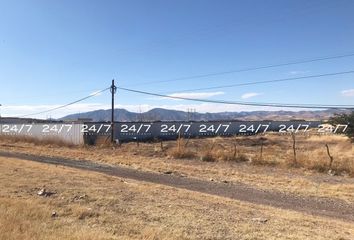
[60,108,349,122]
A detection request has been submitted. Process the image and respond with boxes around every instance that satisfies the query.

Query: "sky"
[0,0,354,119]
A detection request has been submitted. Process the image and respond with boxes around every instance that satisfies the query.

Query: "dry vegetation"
[163,134,354,176]
[1,156,354,240]
[0,135,75,148]
[2,133,352,175]
[0,134,353,203]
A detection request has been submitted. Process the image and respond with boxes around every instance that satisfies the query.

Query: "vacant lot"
[0,134,353,239]
[1,156,354,240]
[1,134,353,203]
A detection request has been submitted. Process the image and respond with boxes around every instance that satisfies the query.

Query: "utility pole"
[110,79,117,143]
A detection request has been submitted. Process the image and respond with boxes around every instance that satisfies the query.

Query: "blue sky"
[0,0,354,118]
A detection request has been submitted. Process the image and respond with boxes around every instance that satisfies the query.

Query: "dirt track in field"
[0,150,353,222]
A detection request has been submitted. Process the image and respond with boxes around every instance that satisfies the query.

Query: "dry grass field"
[0,134,353,239]
[1,156,354,240]
[0,134,353,202]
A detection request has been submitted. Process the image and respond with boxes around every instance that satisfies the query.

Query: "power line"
[158,69,354,93]
[18,87,110,118]
[117,86,354,110]
[5,88,110,101]
[123,52,354,87]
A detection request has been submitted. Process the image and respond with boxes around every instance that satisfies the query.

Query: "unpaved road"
[0,151,353,222]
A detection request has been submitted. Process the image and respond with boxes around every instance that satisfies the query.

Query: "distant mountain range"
[60,108,349,122]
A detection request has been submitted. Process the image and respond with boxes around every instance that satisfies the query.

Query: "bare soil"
[1,150,353,222]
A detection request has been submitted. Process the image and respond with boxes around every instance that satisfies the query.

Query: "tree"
[328,111,354,140]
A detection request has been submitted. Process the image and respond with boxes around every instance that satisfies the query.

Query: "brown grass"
[167,137,249,162]
[169,146,196,159]
[0,134,353,203]
[168,137,196,159]
[288,135,354,176]
[200,152,216,162]
[238,134,353,175]
[1,156,354,239]
[200,144,249,162]
[0,135,75,148]
[165,134,353,176]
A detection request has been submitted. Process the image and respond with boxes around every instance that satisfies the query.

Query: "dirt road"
[0,151,353,222]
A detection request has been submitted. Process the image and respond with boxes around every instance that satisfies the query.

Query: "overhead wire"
[13,53,354,117]
[157,69,354,94]
[18,87,110,118]
[123,52,354,87]
[117,86,354,110]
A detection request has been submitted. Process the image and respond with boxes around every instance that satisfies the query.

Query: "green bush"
[328,111,354,140]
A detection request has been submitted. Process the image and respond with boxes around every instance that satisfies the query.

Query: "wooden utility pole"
[110,79,117,143]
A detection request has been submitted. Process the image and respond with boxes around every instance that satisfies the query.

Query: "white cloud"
[241,92,262,99]
[155,91,225,101]
[288,70,309,75]
[168,91,224,99]
[341,89,354,97]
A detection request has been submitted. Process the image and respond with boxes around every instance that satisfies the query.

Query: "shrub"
[169,147,196,159]
[328,111,354,141]
[200,152,215,162]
